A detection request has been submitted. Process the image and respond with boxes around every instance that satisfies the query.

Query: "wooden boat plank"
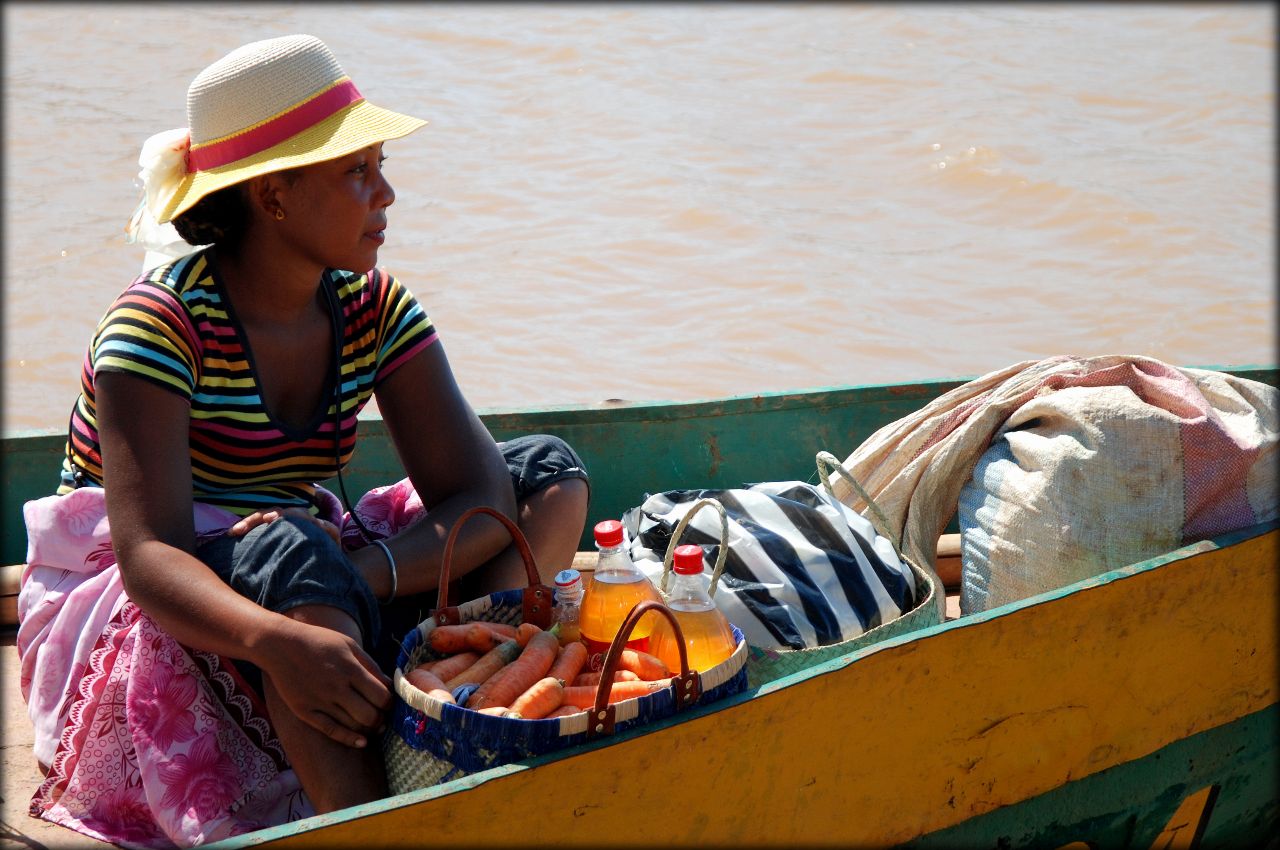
[207,522,1277,848]
[571,533,964,588]
[1,635,107,850]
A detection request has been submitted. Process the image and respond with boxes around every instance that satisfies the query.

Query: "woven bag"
[384,508,749,795]
[627,453,941,688]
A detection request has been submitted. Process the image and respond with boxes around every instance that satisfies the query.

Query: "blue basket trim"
[391,659,749,774]
[389,615,752,779]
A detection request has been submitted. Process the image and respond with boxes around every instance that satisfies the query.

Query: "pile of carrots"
[404,621,674,720]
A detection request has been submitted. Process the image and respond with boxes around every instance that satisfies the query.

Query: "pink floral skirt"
[18,480,424,848]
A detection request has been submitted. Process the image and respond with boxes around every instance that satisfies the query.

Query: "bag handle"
[815,450,907,560]
[433,506,553,629]
[658,497,730,598]
[585,599,701,739]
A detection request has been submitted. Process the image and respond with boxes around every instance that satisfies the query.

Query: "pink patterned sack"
[830,355,1277,617]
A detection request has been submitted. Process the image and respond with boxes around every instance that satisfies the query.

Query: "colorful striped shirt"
[61,249,438,516]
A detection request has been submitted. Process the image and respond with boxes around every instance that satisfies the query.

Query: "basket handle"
[585,600,700,739]
[815,450,907,560]
[433,506,553,629]
[657,497,730,598]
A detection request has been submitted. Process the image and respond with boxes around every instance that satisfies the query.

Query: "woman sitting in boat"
[17,33,590,847]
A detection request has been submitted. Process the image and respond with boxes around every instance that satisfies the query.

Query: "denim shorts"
[502,432,590,502]
[197,433,589,681]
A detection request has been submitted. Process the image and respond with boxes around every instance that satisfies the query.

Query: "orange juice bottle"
[579,519,664,671]
[646,544,737,673]
[552,568,583,645]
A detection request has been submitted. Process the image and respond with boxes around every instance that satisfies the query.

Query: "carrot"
[464,622,503,653]
[506,676,566,720]
[515,622,543,647]
[546,705,582,719]
[547,641,588,684]
[571,669,639,687]
[444,639,522,689]
[476,706,509,717]
[618,648,670,681]
[429,623,517,655]
[405,667,455,703]
[425,650,480,682]
[484,622,519,639]
[561,679,673,710]
[469,631,561,710]
[428,624,481,655]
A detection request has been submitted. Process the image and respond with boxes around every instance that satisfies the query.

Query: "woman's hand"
[258,617,393,749]
[230,506,342,547]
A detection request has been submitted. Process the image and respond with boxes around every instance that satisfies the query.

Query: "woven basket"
[743,558,939,685]
[643,457,942,688]
[384,510,749,795]
[740,451,941,684]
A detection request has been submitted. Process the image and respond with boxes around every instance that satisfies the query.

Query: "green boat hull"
[4,364,1276,848]
[908,704,1278,850]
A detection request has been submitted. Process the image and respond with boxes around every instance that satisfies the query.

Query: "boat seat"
[570,533,963,620]
[2,535,965,630]
[1,563,21,630]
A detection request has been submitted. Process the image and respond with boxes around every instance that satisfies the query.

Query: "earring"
[275,209,286,221]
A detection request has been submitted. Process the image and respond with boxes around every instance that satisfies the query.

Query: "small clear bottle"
[646,544,737,673]
[579,519,664,671]
[553,568,583,646]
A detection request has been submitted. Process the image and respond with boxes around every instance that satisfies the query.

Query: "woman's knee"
[234,515,344,586]
[520,476,589,522]
[501,433,591,503]
[217,516,382,650]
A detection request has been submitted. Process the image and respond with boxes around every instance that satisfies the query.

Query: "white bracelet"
[373,539,397,604]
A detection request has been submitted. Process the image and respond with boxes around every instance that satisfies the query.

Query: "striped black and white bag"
[621,478,922,655]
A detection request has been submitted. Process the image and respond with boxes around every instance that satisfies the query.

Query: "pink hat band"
[187,77,364,172]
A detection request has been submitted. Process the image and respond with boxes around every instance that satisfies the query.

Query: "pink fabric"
[340,477,426,549]
[17,479,424,847]
[18,487,316,847]
[18,488,245,768]
[32,604,311,848]
[1038,358,1264,540]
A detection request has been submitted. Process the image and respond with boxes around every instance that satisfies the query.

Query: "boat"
[2,364,1275,849]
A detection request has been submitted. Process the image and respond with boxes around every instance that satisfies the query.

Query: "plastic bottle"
[646,544,737,673]
[579,519,664,671]
[553,568,583,645]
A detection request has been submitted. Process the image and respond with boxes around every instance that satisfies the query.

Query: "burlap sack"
[831,355,1277,617]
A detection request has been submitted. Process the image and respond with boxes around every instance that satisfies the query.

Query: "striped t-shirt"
[61,249,438,516]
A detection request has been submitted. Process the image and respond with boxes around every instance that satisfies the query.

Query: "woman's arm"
[97,371,391,747]
[349,340,518,600]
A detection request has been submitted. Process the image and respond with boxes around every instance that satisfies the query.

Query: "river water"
[2,3,1274,436]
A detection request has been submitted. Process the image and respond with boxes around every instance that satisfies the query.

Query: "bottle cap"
[593,519,624,547]
[672,544,705,575]
[554,568,581,588]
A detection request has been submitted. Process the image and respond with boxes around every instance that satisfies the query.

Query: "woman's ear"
[245,173,287,221]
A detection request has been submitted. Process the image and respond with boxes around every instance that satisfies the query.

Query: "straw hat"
[141,34,427,224]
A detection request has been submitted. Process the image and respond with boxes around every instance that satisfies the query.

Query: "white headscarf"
[124,128,203,272]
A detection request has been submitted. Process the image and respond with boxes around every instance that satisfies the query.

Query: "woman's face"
[277,142,395,273]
